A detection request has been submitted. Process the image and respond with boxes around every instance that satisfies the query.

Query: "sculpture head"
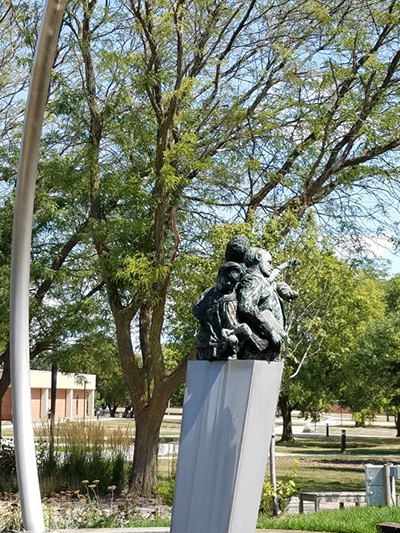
[216,262,243,294]
[244,247,273,277]
[225,235,251,263]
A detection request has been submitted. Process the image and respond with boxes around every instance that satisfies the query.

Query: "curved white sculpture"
[9,1,66,531]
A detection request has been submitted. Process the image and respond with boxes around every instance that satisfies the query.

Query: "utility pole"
[49,364,57,460]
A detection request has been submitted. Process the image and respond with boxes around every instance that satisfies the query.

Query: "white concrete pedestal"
[170,360,283,533]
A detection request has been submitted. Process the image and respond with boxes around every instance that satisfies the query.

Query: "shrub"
[0,492,142,531]
[259,478,297,516]
[36,420,133,495]
[259,460,298,516]
[38,448,131,495]
[0,498,22,532]
[0,439,47,493]
[352,409,375,427]
[0,439,17,478]
[156,477,175,506]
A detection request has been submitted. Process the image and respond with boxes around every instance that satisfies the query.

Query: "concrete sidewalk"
[58,527,323,533]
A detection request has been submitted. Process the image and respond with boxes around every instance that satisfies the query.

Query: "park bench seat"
[378,524,400,533]
[298,491,367,512]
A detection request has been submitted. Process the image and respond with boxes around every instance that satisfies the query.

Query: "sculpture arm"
[269,258,299,282]
[276,282,298,302]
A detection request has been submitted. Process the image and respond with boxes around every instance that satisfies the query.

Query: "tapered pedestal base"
[170,360,283,533]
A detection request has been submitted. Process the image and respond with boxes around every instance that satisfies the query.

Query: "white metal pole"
[269,433,280,516]
[10,1,66,531]
[384,463,393,507]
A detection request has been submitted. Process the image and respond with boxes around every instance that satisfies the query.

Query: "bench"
[378,524,400,533]
[298,491,367,513]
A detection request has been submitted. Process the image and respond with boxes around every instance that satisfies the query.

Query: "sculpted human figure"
[237,247,298,360]
[193,235,298,361]
[193,261,251,360]
[225,234,251,264]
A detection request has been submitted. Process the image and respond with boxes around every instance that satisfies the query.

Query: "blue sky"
[368,237,400,275]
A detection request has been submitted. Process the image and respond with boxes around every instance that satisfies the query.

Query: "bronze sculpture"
[193,261,251,360]
[193,235,298,361]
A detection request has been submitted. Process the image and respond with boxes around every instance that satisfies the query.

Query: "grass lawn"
[258,506,400,532]
[276,435,400,455]
[3,419,400,532]
[48,506,400,532]
[276,455,365,491]
[116,517,171,528]
[71,507,400,532]
[274,435,400,491]
[4,418,400,497]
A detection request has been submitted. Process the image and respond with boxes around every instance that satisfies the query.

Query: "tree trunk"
[395,412,400,437]
[279,394,294,443]
[0,346,10,397]
[131,399,167,495]
[0,346,11,439]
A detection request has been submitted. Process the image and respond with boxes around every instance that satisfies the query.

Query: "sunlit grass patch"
[258,506,400,532]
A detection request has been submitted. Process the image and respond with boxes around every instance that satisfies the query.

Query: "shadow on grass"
[297,480,363,491]
[286,458,366,492]
[295,464,364,492]
[315,464,362,473]
[277,436,400,456]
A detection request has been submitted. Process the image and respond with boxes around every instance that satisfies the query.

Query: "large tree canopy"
[340,274,400,433]
[1,0,400,493]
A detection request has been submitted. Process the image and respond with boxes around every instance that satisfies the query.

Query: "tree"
[34,334,131,417]
[96,362,131,418]
[0,1,112,434]
[267,221,386,442]
[2,0,400,494]
[340,275,400,434]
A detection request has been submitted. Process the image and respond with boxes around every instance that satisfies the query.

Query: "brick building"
[1,370,96,421]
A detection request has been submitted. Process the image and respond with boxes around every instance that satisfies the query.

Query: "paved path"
[58,527,323,533]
